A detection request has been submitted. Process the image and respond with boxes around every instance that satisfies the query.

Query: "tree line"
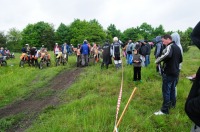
[0,19,193,52]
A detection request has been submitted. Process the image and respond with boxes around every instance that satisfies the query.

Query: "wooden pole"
[113,87,137,132]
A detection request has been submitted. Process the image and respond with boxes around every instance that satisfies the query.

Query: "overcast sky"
[0,0,200,33]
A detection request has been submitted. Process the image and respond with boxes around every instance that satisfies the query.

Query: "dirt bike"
[19,53,31,67]
[75,48,82,67]
[0,56,7,66]
[76,55,82,67]
[38,53,51,69]
[55,52,67,66]
[29,55,38,67]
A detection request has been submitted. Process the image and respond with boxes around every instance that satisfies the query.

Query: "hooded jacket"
[191,21,200,49]
[185,21,200,127]
[154,36,163,58]
[171,32,183,55]
[171,32,183,69]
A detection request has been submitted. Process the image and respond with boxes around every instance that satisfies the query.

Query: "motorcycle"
[0,56,7,66]
[38,53,51,69]
[55,52,67,66]
[19,53,30,67]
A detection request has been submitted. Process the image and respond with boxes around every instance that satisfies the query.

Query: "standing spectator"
[171,32,183,70]
[62,42,69,61]
[80,40,90,66]
[139,40,148,67]
[145,41,151,66]
[154,34,182,115]
[154,36,164,74]
[126,40,135,65]
[185,21,200,132]
[101,40,112,69]
[133,49,142,82]
[112,37,122,69]
[171,32,183,97]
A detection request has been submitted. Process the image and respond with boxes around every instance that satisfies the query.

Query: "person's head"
[25,44,29,47]
[113,37,118,42]
[155,36,162,43]
[55,43,58,46]
[0,47,3,50]
[139,40,144,45]
[128,40,132,43]
[161,34,172,46]
[83,40,87,44]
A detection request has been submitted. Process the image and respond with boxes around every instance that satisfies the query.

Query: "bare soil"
[0,68,83,132]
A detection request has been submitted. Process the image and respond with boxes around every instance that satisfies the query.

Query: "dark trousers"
[161,74,178,114]
[133,67,141,81]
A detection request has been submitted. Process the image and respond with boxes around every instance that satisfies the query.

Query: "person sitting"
[4,47,11,57]
[0,47,5,56]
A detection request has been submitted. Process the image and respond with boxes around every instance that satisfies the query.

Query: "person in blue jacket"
[80,40,90,66]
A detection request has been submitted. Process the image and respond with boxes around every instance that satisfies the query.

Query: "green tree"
[179,27,192,52]
[107,24,122,39]
[138,22,154,41]
[88,19,106,45]
[21,21,55,50]
[121,27,138,43]
[69,19,106,46]
[55,23,70,45]
[152,25,165,38]
[0,31,7,48]
[6,28,22,52]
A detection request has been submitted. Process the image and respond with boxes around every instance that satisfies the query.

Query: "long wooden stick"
[113,87,137,132]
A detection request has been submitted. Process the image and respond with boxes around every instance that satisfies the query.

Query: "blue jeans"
[126,54,133,65]
[161,74,178,114]
[145,55,150,67]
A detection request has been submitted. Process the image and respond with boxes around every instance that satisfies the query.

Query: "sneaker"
[154,110,166,115]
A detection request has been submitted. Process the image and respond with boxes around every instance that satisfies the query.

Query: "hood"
[155,36,161,43]
[191,21,200,49]
[171,32,183,54]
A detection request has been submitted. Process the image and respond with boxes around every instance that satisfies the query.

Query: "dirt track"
[0,68,82,132]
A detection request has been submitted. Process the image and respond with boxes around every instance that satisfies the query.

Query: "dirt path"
[0,68,83,132]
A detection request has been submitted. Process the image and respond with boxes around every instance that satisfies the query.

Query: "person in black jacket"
[185,21,200,132]
[101,41,112,69]
[154,34,183,115]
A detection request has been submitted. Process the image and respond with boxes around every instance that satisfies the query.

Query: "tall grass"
[1,47,200,132]
[27,46,199,132]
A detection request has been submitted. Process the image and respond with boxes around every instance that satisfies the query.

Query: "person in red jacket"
[54,43,61,57]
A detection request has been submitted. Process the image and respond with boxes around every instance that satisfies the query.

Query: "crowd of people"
[1,21,199,131]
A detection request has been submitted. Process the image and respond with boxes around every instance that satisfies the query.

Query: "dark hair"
[162,34,172,40]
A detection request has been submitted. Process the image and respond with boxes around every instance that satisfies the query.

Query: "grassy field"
[0,46,200,132]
